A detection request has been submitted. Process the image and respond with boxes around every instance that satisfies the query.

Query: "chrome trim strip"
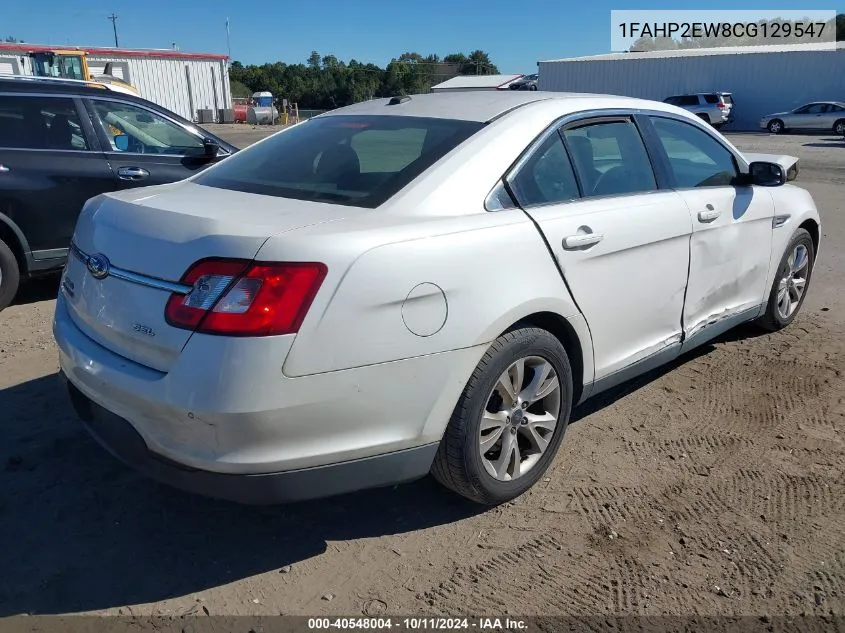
[70,242,192,294]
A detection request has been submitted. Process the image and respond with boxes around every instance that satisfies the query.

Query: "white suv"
[663,92,734,127]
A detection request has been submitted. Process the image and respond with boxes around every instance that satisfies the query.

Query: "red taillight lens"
[717,103,727,109]
[165,258,327,337]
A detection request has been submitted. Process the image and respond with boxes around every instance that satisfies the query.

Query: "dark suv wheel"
[0,238,20,311]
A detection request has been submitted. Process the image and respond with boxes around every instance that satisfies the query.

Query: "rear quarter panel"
[264,210,584,378]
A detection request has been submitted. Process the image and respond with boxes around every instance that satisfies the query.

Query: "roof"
[542,40,845,63]
[319,90,645,122]
[0,42,227,61]
[431,74,524,90]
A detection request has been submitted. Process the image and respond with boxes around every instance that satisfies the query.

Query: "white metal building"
[431,74,524,92]
[539,42,845,130]
[0,43,231,122]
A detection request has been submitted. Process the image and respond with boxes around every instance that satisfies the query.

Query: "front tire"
[757,228,814,332]
[0,238,20,311]
[768,119,785,134]
[431,327,573,505]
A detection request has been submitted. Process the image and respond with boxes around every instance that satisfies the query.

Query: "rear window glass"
[721,94,734,104]
[194,115,483,208]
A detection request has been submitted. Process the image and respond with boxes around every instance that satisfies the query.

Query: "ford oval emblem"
[87,253,111,280]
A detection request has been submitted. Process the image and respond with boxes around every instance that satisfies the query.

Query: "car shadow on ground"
[0,372,485,616]
[570,322,769,423]
[0,323,771,616]
[11,274,60,307]
[803,138,845,148]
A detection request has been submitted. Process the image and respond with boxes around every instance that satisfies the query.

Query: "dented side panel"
[677,186,775,339]
[525,191,693,381]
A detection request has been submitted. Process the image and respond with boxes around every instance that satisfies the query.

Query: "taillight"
[165,258,327,336]
[717,103,727,110]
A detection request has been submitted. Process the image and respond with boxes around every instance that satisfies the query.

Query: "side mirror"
[203,138,220,158]
[114,134,129,151]
[748,161,786,187]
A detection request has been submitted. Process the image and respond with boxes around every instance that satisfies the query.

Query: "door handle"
[562,232,604,250]
[117,167,149,181]
[698,206,721,223]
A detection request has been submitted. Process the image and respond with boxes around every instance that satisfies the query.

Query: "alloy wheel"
[478,356,561,481]
[776,244,809,320]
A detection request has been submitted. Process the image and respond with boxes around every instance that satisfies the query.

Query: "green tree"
[229,79,251,98]
[229,49,502,110]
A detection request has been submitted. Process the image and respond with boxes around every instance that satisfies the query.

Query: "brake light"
[165,258,327,336]
[717,103,727,109]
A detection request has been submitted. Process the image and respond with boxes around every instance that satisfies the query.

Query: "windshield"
[194,115,484,208]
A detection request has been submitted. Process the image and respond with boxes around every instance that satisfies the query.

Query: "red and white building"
[0,43,232,122]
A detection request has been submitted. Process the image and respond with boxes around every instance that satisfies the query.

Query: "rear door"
[0,93,114,260]
[507,115,693,381]
[644,114,774,348]
[83,97,226,188]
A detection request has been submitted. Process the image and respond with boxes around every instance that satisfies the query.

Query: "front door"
[85,98,219,189]
[645,115,774,349]
[506,116,693,382]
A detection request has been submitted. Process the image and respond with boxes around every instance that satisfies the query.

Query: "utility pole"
[107,13,119,47]
[226,18,232,66]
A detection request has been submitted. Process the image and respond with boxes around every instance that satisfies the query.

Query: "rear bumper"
[53,292,486,501]
[63,372,439,504]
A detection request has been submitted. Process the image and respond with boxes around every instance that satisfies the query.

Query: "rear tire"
[696,113,710,125]
[756,228,814,332]
[431,327,573,506]
[833,119,845,136]
[0,238,20,311]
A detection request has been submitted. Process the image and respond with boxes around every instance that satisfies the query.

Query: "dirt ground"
[1,127,843,620]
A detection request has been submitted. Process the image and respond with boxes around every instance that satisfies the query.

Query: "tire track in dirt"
[417,316,845,617]
[421,531,705,616]
[624,434,757,475]
[710,470,844,523]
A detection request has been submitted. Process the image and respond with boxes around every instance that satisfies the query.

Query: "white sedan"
[53,91,821,505]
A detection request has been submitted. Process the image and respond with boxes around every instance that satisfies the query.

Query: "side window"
[703,94,719,104]
[92,100,204,155]
[680,95,699,107]
[806,104,825,114]
[650,116,738,188]
[561,119,657,198]
[507,133,580,207]
[0,95,89,151]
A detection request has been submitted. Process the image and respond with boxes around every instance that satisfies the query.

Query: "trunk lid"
[62,181,349,372]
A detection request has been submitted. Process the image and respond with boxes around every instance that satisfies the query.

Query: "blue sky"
[5,0,841,73]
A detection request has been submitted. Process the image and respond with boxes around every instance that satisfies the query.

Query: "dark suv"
[0,77,237,310]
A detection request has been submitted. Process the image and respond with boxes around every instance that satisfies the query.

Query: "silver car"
[760,102,845,135]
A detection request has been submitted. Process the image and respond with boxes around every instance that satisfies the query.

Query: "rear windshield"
[721,94,734,104]
[194,115,484,208]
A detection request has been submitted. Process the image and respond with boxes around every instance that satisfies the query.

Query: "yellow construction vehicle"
[28,49,140,96]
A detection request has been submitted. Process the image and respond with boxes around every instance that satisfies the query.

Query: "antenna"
[107,13,119,47]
